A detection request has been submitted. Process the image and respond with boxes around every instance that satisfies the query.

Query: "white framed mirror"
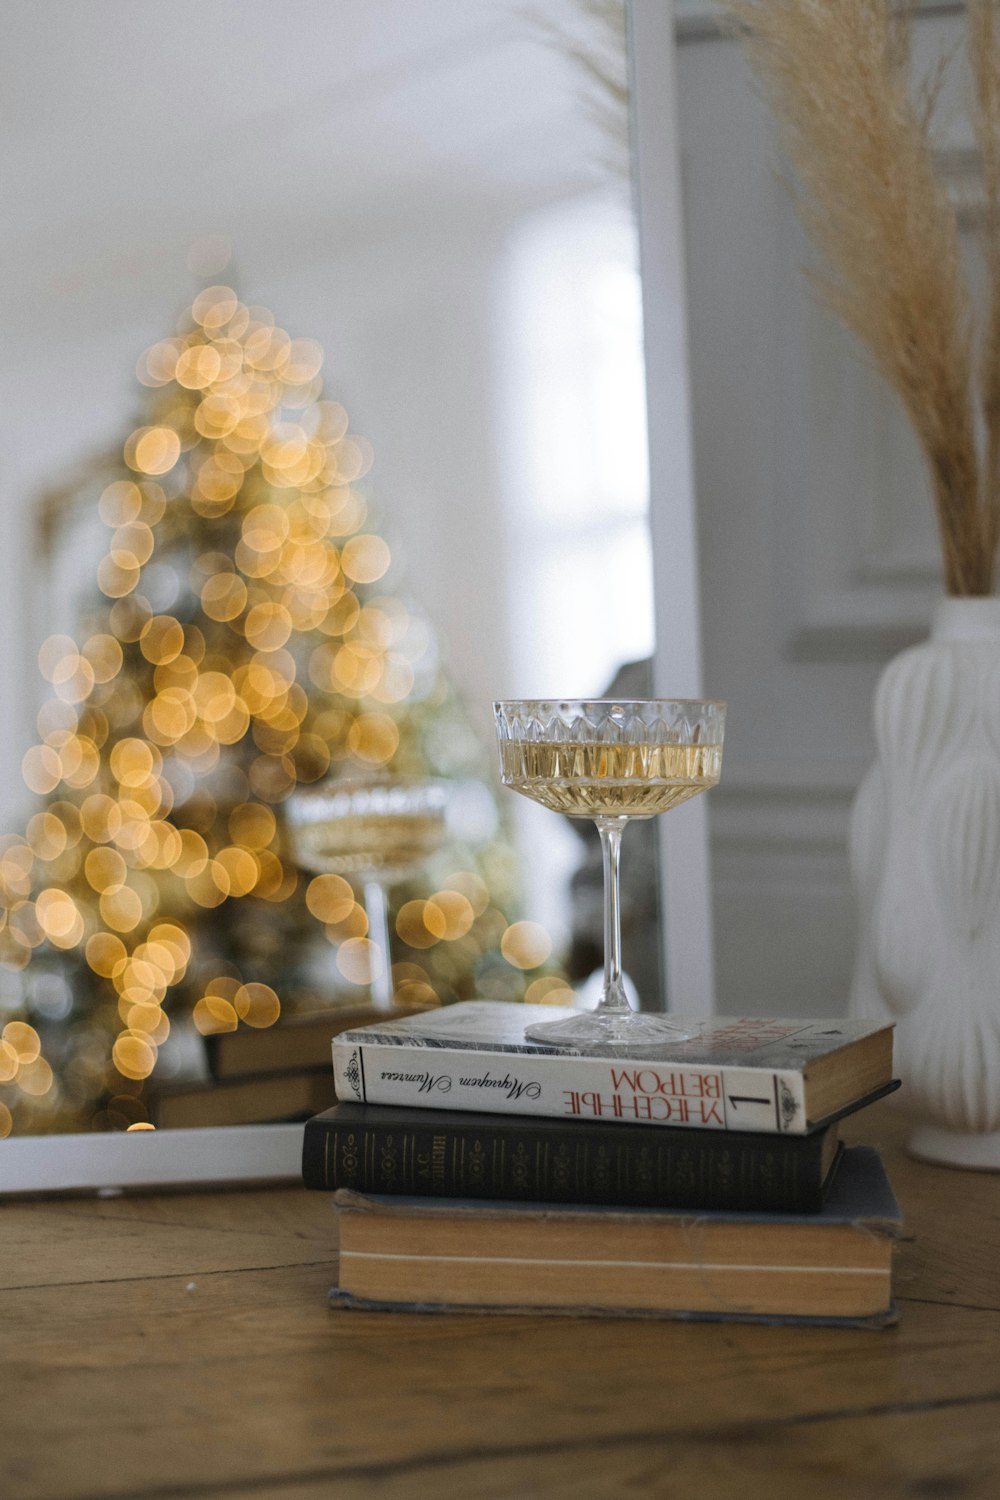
[0,0,712,1191]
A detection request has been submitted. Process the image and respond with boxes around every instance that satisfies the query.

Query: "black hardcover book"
[302,1101,845,1212]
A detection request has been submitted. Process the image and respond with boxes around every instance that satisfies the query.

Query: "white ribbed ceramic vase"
[849,597,1000,1168]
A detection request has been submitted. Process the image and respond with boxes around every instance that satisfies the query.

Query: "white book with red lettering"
[331,1002,895,1135]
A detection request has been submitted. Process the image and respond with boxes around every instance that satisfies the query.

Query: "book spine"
[332,1040,808,1133]
[302,1114,827,1210]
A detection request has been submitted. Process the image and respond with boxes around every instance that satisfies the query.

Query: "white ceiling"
[1,0,620,320]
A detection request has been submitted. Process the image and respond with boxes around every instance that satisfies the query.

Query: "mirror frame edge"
[628,0,718,1017]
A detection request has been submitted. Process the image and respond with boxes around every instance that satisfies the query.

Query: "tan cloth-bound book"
[330,1146,902,1326]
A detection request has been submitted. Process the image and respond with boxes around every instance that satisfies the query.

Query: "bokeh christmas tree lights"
[0,285,570,1137]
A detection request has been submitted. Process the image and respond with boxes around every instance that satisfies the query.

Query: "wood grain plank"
[2,1264,998,1500]
[1,1184,334,1238]
[0,1200,336,1290]
[2,1103,998,1500]
[843,1110,1000,1312]
[186,1403,1000,1500]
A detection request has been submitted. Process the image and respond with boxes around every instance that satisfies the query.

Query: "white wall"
[674,4,965,1016]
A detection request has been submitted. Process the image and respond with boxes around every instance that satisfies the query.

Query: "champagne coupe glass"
[494,699,725,1048]
[286,776,449,1011]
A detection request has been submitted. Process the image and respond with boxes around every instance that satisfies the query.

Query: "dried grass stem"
[723,0,1000,595]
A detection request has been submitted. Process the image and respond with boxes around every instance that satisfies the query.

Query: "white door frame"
[629,0,717,1016]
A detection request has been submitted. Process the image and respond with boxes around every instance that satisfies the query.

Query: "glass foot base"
[524,1010,695,1051]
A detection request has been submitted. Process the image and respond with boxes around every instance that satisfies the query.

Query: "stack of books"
[302,1001,902,1326]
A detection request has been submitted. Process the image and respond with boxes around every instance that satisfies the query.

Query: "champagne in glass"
[286,777,448,1010]
[494,699,725,1048]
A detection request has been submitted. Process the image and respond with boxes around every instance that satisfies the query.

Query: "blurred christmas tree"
[0,284,566,1137]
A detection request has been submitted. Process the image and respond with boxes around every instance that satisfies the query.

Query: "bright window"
[498,191,654,952]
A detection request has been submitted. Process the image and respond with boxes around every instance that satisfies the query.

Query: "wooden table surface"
[2,1104,998,1500]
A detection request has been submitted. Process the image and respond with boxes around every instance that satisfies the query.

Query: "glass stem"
[596,816,631,1015]
[362,878,395,1012]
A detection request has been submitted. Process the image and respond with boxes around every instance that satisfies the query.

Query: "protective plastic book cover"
[333,1001,895,1133]
[334,1001,891,1067]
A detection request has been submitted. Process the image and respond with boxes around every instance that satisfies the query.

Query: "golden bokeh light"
[347,712,399,765]
[84,847,127,893]
[193,994,239,1035]
[0,847,34,906]
[228,801,276,849]
[315,400,350,444]
[194,393,241,440]
[184,862,229,909]
[139,482,167,527]
[244,601,293,652]
[149,922,191,969]
[80,794,123,844]
[126,426,181,477]
[175,343,222,390]
[192,284,240,329]
[86,931,127,977]
[126,1122,156,1131]
[424,890,475,941]
[124,1002,169,1042]
[100,885,143,933]
[139,616,185,666]
[323,900,368,942]
[215,845,259,897]
[99,480,144,528]
[253,850,296,901]
[97,554,141,599]
[81,633,124,683]
[173,829,209,877]
[329,435,374,484]
[109,737,160,788]
[26,812,69,862]
[113,1033,157,1081]
[395,899,441,950]
[234,982,280,1029]
[137,339,181,387]
[37,635,78,684]
[501,921,553,971]
[35,888,82,945]
[204,975,242,1002]
[341,534,391,584]
[305,873,355,925]
[200,571,248,621]
[17,1056,53,1097]
[525,975,576,1006]
[336,936,382,986]
[0,1103,12,1138]
[112,521,155,567]
[394,980,440,1009]
[3,1021,40,1063]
